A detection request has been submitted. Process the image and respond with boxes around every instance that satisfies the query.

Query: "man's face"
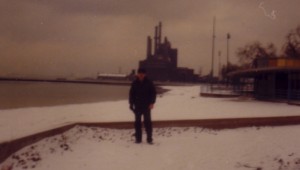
[137,73,145,81]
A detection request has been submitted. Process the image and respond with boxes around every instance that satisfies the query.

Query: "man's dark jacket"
[129,77,156,109]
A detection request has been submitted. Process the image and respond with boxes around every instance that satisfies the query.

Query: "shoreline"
[0,77,132,86]
[0,77,200,86]
[0,79,169,110]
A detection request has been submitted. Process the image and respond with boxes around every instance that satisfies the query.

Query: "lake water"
[0,81,130,110]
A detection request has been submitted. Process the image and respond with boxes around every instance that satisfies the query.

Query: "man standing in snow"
[129,68,156,144]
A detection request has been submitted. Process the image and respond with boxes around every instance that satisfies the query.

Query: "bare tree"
[236,42,277,68]
[283,25,300,58]
[221,62,241,78]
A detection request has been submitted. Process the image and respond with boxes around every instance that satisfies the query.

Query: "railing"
[290,90,300,100]
[255,89,300,102]
[289,90,300,105]
[200,83,300,103]
[275,89,287,99]
[200,84,242,97]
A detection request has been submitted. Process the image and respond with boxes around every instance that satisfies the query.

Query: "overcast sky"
[1,0,299,78]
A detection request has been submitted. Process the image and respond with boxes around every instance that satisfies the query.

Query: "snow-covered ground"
[1,85,300,170]
[2,125,300,170]
[0,85,300,143]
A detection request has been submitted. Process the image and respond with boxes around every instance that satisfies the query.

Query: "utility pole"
[226,33,231,73]
[226,33,231,85]
[211,16,216,82]
[218,50,222,81]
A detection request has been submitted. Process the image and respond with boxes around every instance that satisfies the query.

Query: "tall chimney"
[147,36,152,59]
[158,22,162,45]
[154,26,159,54]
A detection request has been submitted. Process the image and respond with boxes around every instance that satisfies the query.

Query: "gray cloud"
[33,0,209,19]
[0,0,299,78]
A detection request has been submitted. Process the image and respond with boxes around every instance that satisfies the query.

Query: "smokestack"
[154,26,158,54]
[147,36,152,59]
[158,22,162,45]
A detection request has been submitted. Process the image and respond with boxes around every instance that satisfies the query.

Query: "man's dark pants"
[134,107,153,143]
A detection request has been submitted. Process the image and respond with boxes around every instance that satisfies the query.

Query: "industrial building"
[139,22,198,82]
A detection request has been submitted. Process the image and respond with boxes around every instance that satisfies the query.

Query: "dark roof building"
[139,22,197,82]
[228,57,300,102]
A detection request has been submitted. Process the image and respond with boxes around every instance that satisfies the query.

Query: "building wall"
[255,57,300,68]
